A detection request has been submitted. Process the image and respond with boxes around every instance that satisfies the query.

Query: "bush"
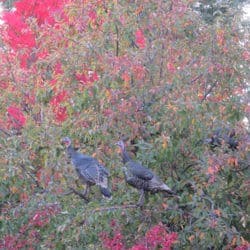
[0,0,249,249]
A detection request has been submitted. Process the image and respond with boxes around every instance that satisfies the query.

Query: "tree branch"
[115,24,119,57]
[201,195,215,210]
[0,128,11,137]
[66,187,90,202]
[93,204,138,213]
[190,73,203,84]
[200,81,218,103]
[19,164,43,189]
[79,204,138,226]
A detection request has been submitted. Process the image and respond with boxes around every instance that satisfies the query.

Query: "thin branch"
[181,162,200,174]
[93,204,138,213]
[115,24,119,57]
[159,43,165,80]
[189,73,203,84]
[19,164,42,189]
[62,190,74,196]
[67,187,90,202]
[79,204,138,226]
[200,81,218,103]
[201,195,215,210]
[0,128,11,137]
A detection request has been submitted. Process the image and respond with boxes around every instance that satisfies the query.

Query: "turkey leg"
[137,189,145,207]
[83,184,90,197]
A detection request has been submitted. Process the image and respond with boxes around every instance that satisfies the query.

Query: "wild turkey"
[116,140,176,206]
[205,127,238,150]
[62,137,111,198]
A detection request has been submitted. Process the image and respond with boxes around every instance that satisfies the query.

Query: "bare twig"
[115,24,119,57]
[92,204,138,213]
[200,81,218,103]
[181,162,200,174]
[62,190,74,196]
[0,128,11,137]
[190,73,203,84]
[67,187,90,202]
[201,195,215,210]
[19,164,42,189]
[79,204,138,226]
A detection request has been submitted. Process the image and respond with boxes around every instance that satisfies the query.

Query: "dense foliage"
[0,0,249,249]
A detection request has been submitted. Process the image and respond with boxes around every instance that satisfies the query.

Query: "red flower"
[135,29,146,49]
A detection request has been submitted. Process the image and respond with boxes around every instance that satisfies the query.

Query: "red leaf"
[15,0,67,25]
[7,105,26,128]
[76,70,99,85]
[50,90,68,106]
[242,50,250,61]
[167,62,176,73]
[3,12,36,49]
[54,62,64,75]
[121,72,130,83]
[135,29,146,49]
[0,81,9,89]
[76,72,88,84]
[54,106,68,122]
[88,10,97,22]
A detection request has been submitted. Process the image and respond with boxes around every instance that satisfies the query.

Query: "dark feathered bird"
[62,137,111,198]
[116,140,176,206]
[205,127,239,150]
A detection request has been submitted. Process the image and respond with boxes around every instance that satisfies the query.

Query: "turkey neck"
[66,145,76,158]
[121,147,131,164]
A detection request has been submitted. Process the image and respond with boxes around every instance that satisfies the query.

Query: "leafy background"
[0,0,249,249]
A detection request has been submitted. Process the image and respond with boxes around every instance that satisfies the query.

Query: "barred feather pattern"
[117,140,174,195]
[62,137,111,198]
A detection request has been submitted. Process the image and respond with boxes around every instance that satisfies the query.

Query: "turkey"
[116,140,176,206]
[205,127,239,150]
[62,137,111,199]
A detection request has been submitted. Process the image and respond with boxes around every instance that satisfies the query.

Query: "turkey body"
[62,137,111,198]
[116,140,175,206]
[205,127,239,150]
